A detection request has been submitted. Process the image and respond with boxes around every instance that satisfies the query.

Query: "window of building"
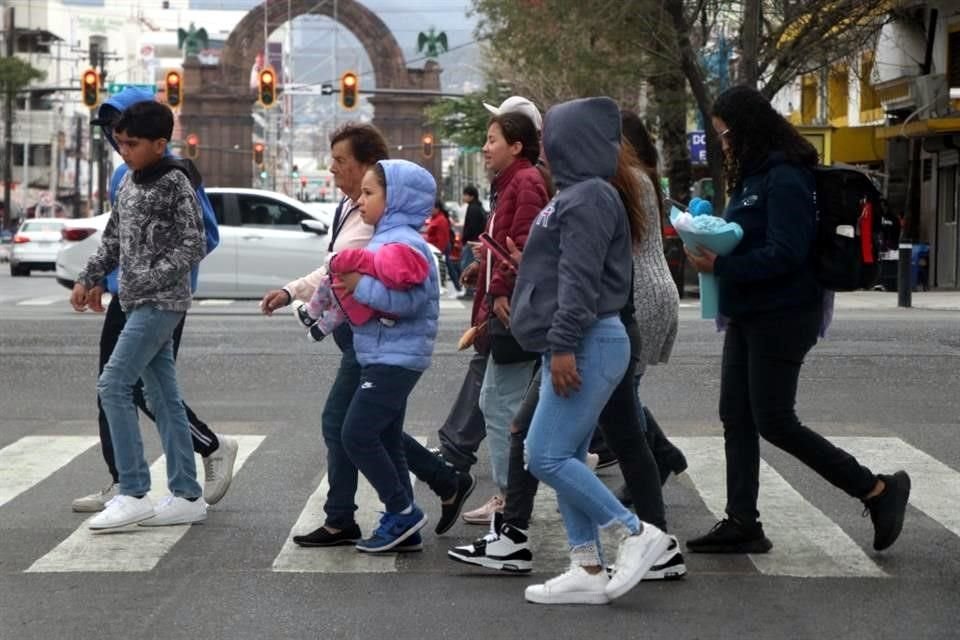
[860,51,882,117]
[801,74,818,125]
[11,144,53,167]
[948,26,960,108]
[828,64,848,125]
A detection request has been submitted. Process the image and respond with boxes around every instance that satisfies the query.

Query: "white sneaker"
[586,453,599,472]
[203,436,238,505]
[139,495,207,527]
[643,536,687,581]
[447,288,461,299]
[72,482,118,513]
[88,494,155,531]
[605,524,671,600]
[525,564,610,605]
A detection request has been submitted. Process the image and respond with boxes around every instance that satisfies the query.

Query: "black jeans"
[437,351,488,472]
[503,321,667,532]
[720,307,877,524]
[97,295,218,484]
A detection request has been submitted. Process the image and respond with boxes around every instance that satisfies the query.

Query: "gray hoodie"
[510,97,632,354]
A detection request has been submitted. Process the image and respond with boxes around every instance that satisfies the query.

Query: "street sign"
[321,83,333,95]
[688,131,707,165]
[107,83,157,96]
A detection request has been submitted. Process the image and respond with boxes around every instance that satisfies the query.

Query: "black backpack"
[813,166,883,291]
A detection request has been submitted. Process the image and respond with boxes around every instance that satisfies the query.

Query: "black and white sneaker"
[291,300,316,328]
[447,513,532,573]
[642,535,687,581]
[308,323,327,342]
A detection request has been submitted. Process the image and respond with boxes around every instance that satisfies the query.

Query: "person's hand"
[86,285,105,313]
[70,283,89,312]
[492,296,510,328]
[684,246,717,274]
[259,289,291,315]
[333,271,362,294]
[497,236,522,274]
[471,242,484,260]
[460,261,479,287]
[550,352,581,397]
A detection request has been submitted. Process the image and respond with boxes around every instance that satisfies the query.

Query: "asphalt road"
[1,271,959,640]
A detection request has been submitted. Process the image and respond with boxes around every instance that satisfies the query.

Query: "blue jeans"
[525,316,637,562]
[321,324,363,529]
[341,365,422,513]
[97,305,201,499]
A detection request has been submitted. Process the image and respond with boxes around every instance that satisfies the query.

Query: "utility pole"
[73,114,81,217]
[3,6,15,231]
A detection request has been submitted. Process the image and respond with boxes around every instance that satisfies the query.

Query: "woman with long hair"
[684,84,910,554]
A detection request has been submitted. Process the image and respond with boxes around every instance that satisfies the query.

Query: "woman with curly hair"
[684,84,910,555]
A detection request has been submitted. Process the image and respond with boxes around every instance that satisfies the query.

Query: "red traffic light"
[81,68,99,108]
[253,142,265,165]
[184,133,199,159]
[340,71,359,110]
[259,68,276,109]
[421,133,434,159]
[165,70,183,108]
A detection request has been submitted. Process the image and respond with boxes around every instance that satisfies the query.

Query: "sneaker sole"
[446,549,533,574]
[605,532,672,600]
[293,537,361,548]
[686,538,773,554]
[355,513,428,553]
[72,501,107,513]
[139,512,207,527]
[525,589,609,605]
[642,563,688,581]
[89,509,156,531]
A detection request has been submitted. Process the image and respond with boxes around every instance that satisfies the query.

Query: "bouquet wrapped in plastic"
[669,198,743,319]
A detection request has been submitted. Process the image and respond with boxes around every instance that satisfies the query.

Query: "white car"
[10,217,68,276]
[56,187,445,298]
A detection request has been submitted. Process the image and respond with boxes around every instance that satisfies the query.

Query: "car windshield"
[20,221,64,232]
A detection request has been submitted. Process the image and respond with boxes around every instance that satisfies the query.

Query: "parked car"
[10,218,68,276]
[56,187,444,298]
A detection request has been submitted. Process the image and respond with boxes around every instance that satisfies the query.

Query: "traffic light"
[340,71,358,110]
[258,67,276,109]
[253,142,265,166]
[259,169,268,180]
[165,70,183,108]
[300,176,307,188]
[185,133,199,159]
[291,164,299,179]
[81,68,99,108]
[421,133,434,159]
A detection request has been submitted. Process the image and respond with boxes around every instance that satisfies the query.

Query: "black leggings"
[97,295,219,483]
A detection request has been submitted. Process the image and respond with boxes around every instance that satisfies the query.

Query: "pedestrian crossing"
[4,434,959,577]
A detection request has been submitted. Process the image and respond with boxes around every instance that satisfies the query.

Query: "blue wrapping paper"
[670,206,743,319]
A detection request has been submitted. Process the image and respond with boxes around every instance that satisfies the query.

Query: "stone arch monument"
[179,0,442,188]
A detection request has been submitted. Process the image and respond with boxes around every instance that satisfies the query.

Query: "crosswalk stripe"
[197,299,235,306]
[26,435,265,573]
[272,437,426,573]
[16,295,66,306]
[830,436,960,540]
[0,436,99,508]
[673,437,887,578]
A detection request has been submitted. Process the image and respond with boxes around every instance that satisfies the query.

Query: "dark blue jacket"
[713,152,821,319]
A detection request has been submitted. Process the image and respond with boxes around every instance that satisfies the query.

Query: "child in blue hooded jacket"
[335,159,440,552]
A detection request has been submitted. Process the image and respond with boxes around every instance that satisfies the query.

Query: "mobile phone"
[479,232,518,268]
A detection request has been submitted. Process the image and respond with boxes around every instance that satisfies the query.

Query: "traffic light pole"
[3,7,15,231]
[96,51,108,215]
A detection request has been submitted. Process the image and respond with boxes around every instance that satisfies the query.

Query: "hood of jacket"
[376,159,436,233]
[96,87,161,155]
[543,97,621,189]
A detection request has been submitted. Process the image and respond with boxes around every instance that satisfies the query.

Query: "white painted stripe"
[196,299,234,306]
[674,436,886,578]
[830,436,960,539]
[0,436,99,508]
[439,299,468,310]
[17,295,65,306]
[273,437,426,573]
[27,435,264,573]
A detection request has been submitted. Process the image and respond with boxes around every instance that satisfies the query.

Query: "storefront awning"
[876,116,960,139]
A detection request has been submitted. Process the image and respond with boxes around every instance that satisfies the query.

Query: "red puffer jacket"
[471,157,550,326]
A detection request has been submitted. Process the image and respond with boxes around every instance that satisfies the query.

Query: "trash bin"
[911,243,929,291]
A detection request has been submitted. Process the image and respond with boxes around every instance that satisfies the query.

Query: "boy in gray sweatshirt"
[71,101,207,532]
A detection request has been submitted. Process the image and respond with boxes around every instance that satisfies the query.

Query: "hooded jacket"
[510,97,632,354]
[97,87,219,295]
[350,160,439,371]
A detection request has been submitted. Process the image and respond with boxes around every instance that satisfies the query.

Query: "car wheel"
[10,263,26,276]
